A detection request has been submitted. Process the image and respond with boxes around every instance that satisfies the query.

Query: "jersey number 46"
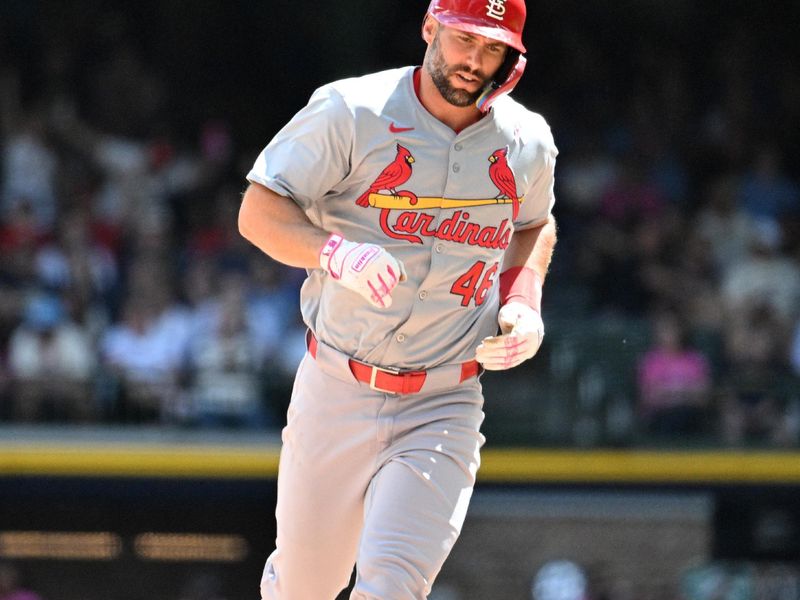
[450,260,499,307]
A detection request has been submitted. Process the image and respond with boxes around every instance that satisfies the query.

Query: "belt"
[307,332,480,395]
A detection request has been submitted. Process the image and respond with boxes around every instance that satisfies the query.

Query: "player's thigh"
[353,388,484,598]
[352,456,477,599]
[273,355,378,580]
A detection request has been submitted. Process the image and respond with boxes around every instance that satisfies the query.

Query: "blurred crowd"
[0,55,307,428]
[0,3,799,449]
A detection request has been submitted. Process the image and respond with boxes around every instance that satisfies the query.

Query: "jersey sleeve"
[246,85,354,212]
[515,117,558,230]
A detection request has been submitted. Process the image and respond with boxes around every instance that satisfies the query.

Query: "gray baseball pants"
[260,336,485,599]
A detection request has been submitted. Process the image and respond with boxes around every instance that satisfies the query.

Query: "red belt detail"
[307,332,480,394]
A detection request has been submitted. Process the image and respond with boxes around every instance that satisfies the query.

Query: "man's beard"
[424,32,491,108]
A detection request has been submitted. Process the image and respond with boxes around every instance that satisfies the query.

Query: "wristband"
[499,266,542,312]
[319,233,344,278]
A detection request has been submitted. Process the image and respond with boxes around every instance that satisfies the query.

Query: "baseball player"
[239,0,558,598]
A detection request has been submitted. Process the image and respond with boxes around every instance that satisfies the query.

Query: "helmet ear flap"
[476,51,526,112]
[493,49,522,90]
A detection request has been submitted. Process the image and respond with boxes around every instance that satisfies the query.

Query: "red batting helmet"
[426,0,527,54]
[425,0,528,112]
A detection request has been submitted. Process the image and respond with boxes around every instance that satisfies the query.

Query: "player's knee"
[261,554,353,600]
[352,553,431,599]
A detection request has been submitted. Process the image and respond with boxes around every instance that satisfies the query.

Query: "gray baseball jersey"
[247,66,557,370]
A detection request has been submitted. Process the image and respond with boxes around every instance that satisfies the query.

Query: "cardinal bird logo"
[356,144,415,207]
[488,147,520,220]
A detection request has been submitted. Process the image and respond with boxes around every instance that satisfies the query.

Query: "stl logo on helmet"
[485,0,507,21]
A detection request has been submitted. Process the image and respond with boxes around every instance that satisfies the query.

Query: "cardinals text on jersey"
[355,146,521,247]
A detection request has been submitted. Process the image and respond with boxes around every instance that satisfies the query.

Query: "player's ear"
[421,15,436,44]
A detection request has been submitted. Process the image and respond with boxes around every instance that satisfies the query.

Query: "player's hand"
[319,233,407,308]
[475,302,544,370]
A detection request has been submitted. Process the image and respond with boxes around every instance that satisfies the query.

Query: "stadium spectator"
[184,272,268,428]
[98,281,189,423]
[34,207,118,304]
[738,145,800,223]
[1,111,58,231]
[718,304,796,447]
[0,200,41,342]
[6,292,96,422]
[636,310,713,438]
[720,219,800,327]
[244,253,302,368]
[179,257,222,345]
[694,174,759,275]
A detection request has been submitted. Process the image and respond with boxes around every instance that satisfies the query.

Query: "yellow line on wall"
[478,449,800,484]
[0,444,280,479]
[1,445,800,484]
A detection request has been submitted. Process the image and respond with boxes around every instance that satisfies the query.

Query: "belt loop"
[306,329,318,359]
[459,360,480,382]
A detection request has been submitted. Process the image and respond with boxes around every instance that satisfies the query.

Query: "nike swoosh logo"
[389,122,415,133]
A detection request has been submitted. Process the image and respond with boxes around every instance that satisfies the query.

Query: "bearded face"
[424,28,495,108]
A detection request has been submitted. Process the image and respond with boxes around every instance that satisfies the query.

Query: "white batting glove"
[319,233,406,308]
[475,302,544,370]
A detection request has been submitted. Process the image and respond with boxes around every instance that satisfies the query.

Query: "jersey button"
[418,290,428,300]
[452,163,460,173]
[435,243,444,253]
[454,143,463,151]
[396,333,406,343]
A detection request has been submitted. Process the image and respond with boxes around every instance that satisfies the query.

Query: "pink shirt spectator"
[638,348,711,418]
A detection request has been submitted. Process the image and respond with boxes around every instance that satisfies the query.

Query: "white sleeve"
[247,85,354,213]
[516,117,558,230]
